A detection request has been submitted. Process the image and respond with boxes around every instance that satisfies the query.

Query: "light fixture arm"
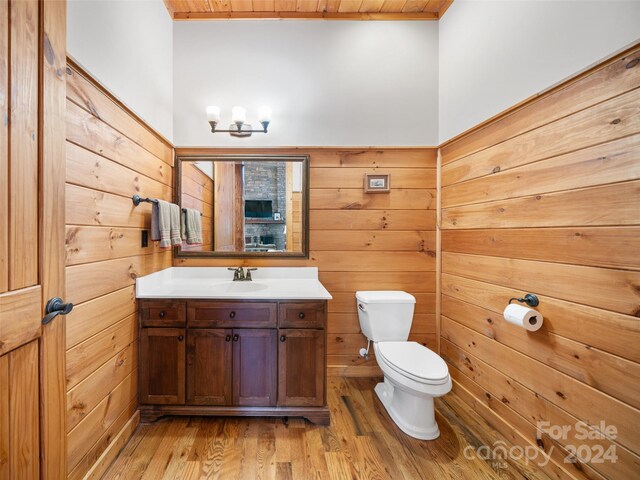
[208,120,269,134]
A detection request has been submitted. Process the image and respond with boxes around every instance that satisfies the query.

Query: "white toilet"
[356,291,452,440]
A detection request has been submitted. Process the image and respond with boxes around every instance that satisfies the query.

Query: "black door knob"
[229,311,236,319]
[43,297,74,325]
[178,335,184,341]
[298,312,305,319]
[225,334,232,342]
[159,311,166,318]
[280,335,286,342]
[233,334,239,342]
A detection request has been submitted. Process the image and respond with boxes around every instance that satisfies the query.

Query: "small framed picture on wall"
[364,173,390,193]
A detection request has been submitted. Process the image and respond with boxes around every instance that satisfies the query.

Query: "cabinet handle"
[225,334,232,342]
[159,311,166,318]
[229,311,236,319]
[280,335,286,342]
[178,335,184,341]
[233,334,239,342]
[298,312,305,319]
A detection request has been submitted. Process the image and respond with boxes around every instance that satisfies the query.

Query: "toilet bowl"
[356,291,452,440]
[373,341,452,440]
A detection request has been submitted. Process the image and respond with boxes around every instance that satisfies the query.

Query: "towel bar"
[132,194,158,206]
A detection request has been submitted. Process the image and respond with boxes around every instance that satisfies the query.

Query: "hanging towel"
[169,203,182,246]
[184,208,203,245]
[152,200,173,248]
[180,210,187,241]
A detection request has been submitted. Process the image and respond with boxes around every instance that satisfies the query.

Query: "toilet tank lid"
[356,291,416,304]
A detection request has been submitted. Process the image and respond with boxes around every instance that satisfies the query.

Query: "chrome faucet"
[228,267,257,281]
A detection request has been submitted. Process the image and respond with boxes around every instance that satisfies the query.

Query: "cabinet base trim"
[139,405,330,425]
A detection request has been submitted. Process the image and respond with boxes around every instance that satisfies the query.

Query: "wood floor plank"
[102,378,555,480]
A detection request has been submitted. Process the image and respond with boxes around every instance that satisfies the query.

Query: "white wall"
[67,0,174,140]
[173,21,439,147]
[439,0,640,143]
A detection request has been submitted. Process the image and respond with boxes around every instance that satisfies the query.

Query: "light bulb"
[258,106,272,123]
[206,105,220,122]
[231,106,247,124]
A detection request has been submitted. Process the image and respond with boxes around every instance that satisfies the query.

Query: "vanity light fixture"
[206,105,271,137]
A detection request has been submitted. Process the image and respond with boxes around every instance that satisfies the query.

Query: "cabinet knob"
[159,311,166,318]
[280,335,286,342]
[229,311,236,319]
[225,334,232,342]
[298,312,305,319]
[233,334,239,342]
[178,335,184,341]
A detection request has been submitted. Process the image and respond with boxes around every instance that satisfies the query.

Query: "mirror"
[175,154,309,258]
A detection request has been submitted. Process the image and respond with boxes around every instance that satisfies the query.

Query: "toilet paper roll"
[503,303,543,331]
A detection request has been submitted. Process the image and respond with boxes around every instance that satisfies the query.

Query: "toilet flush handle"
[358,303,366,312]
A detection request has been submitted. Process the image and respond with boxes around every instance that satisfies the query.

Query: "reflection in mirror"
[176,155,308,258]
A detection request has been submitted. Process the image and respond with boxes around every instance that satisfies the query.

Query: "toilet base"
[375,380,440,440]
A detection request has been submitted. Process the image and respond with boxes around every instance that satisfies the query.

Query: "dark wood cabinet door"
[278,329,325,407]
[140,300,186,327]
[187,329,233,405]
[140,328,186,405]
[278,302,326,329]
[232,329,277,406]
[188,301,277,328]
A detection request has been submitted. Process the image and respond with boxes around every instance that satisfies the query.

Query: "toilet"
[356,291,452,440]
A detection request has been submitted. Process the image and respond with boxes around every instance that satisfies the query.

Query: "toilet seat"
[377,341,449,385]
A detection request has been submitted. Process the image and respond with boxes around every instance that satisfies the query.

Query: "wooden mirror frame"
[174,154,310,259]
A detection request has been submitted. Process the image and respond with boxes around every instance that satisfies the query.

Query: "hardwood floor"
[102,377,550,479]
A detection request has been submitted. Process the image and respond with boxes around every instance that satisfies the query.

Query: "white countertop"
[136,267,333,300]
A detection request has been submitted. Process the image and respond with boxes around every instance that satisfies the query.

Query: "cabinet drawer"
[140,300,186,327]
[188,301,277,328]
[278,302,326,329]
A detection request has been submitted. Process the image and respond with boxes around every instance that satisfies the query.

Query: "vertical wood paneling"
[40,0,68,476]
[8,341,39,479]
[9,0,38,290]
[0,0,7,293]
[175,147,438,375]
[0,1,67,476]
[440,44,640,480]
[64,61,173,479]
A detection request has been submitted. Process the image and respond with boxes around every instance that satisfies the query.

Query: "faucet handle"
[228,267,244,280]
[245,268,257,281]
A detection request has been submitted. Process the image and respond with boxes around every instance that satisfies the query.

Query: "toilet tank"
[356,291,416,342]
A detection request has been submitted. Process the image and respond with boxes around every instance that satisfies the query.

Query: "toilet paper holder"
[508,293,539,307]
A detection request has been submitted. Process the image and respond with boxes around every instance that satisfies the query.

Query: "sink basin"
[218,281,269,293]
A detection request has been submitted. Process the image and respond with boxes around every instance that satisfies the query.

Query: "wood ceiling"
[164,0,454,20]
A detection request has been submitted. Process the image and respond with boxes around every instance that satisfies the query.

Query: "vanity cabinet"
[140,327,186,405]
[186,329,232,405]
[233,329,278,406]
[138,298,328,424]
[278,329,325,406]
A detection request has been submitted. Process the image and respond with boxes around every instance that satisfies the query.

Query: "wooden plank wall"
[439,45,640,480]
[64,61,173,480]
[175,148,438,376]
[181,162,214,251]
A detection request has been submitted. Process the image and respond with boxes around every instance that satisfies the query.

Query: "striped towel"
[169,203,182,246]
[152,200,173,248]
